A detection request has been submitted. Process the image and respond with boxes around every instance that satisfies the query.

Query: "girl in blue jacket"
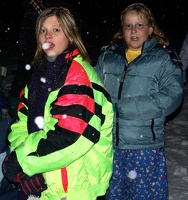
[95,3,184,200]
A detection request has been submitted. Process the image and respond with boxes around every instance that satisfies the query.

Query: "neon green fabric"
[8,53,114,199]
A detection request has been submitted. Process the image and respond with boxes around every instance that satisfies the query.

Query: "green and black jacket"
[8,49,114,200]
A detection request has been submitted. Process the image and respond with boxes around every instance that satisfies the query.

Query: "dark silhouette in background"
[179,32,188,84]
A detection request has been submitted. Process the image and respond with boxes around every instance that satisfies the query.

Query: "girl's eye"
[39,28,61,34]
[124,24,132,29]
[40,29,46,33]
[53,28,60,32]
[137,23,144,28]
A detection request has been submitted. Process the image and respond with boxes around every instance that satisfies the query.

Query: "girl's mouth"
[42,42,51,50]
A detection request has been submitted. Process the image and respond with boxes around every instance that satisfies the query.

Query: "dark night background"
[0,1,188,199]
[0,0,188,65]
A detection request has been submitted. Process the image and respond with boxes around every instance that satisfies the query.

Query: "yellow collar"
[126,49,141,63]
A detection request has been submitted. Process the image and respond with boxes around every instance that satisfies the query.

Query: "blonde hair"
[112,3,169,46]
[33,7,91,63]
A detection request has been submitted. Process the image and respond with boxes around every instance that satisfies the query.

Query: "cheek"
[38,35,45,45]
[60,37,69,48]
[56,38,69,52]
[123,32,130,41]
[140,30,150,39]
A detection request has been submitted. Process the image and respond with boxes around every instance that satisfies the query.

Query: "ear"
[148,26,153,35]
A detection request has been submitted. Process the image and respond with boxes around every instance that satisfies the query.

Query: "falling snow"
[128,170,137,179]
[25,64,31,70]
[34,116,44,129]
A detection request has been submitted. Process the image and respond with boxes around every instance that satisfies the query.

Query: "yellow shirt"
[126,49,141,63]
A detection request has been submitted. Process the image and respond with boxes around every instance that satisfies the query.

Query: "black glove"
[17,172,47,196]
[2,151,47,196]
[2,151,22,182]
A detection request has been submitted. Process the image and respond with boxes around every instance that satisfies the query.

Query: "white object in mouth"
[42,42,51,50]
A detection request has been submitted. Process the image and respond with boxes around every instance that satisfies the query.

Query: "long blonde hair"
[112,3,169,46]
[33,7,91,63]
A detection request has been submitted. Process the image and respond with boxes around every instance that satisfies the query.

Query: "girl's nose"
[131,26,137,33]
[45,31,52,38]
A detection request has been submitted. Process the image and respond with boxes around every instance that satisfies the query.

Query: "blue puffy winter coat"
[95,37,184,149]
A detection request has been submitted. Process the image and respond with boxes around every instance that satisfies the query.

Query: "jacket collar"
[65,49,79,59]
[110,37,158,56]
[141,37,158,53]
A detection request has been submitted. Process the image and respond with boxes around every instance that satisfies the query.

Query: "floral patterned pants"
[105,147,169,200]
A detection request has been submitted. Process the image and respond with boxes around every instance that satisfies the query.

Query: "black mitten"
[2,151,22,182]
[17,173,47,196]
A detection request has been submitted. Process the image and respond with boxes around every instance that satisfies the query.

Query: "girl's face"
[38,16,69,59]
[123,11,153,50]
